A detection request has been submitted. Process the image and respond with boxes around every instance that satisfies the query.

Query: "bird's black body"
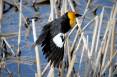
[33,11,81,67]
[34,13,71,67]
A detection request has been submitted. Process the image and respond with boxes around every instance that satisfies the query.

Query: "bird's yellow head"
[67,11,81,28]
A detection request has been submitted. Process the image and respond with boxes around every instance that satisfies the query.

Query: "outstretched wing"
[33,18,65,67]
[41,32,65,67]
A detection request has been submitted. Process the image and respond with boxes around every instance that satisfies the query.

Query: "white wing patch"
[53,33,64,48]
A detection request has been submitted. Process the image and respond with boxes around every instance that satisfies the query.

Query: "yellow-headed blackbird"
[33,11,81,67]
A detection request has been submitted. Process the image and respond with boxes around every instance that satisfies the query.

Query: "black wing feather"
[33,16,69,67]
[53,48,64,67]
[41,20,64,67]
[42,32,64,67]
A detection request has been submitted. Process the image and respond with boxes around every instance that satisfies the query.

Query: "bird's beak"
[75,14,82,17]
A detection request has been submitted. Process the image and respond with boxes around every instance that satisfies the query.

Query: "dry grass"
[0,0,117,77]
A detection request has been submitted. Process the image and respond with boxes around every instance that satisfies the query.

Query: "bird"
[33,11,82,67]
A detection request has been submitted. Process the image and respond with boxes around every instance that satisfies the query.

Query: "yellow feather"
[67,11,76,28]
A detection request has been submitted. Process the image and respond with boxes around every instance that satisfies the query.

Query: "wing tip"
[45,48,64,67]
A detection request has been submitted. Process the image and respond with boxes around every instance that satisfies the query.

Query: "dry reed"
[1,0,116,77]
